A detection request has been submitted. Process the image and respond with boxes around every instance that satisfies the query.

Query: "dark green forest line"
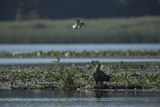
[0,0,160,20]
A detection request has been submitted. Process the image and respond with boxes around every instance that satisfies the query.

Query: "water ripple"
[0,97,160,102]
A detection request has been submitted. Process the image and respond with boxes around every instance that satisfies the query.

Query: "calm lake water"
[0,89,160,107]
[0,44,160,52]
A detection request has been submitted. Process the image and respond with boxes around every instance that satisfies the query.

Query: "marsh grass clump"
[0,63,160,89]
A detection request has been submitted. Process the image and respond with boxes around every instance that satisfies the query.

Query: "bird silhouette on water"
[93,62,111,87]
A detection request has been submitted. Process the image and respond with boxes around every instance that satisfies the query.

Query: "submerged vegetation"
[0,16,160,43]
[0,63,160,89]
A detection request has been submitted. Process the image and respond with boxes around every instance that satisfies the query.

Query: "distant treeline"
[0,0,160,20]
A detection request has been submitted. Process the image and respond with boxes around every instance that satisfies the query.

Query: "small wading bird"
[72,18,84,29]
[93,62,111,86]
[52,56,60,63]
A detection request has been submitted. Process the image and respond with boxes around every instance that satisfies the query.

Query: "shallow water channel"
[0,89,160,107]
[0,44,160,52]
[0,58,159,65]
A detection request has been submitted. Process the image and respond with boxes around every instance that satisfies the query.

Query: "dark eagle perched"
[93,62,111,85]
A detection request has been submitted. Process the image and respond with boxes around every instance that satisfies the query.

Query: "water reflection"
[0,89,160,107]
[0,89,160,98]
[94,89,106,98]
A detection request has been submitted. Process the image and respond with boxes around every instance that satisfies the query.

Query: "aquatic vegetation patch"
[0,63,160,89]
[0,50,160,58]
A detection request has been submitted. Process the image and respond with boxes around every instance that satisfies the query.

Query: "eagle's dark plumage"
[93,62,111,85]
